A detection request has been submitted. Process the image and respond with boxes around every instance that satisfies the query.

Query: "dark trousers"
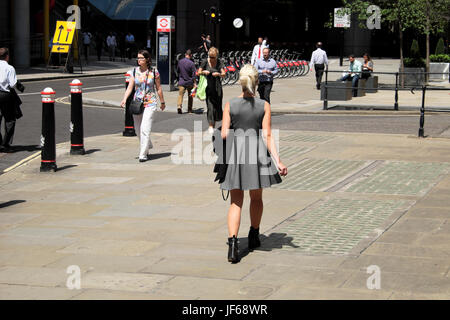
[0,91,16,147]
[314,64,325,89]
[340,74,360,97]
[257,82,273,104]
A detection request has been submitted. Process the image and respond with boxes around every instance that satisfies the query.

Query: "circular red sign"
[159,18,168,28]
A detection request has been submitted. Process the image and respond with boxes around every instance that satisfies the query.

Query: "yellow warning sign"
[52,21,76,45]
[51,45,70,53]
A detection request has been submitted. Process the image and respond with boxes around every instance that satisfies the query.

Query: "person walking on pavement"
[120,50,166,162]
[198,47,226,134]
[339,54,362,97]
[205,35,212,50]
[0,48,22,152]
[82,30,92,64]
[125,32,135,60]
[217,64,288,263]
[255,47,278,104]
[106,32,117,61]
[309,42,328,90]
[95,32,104,61]
[176,49,197,114]
[251,37,268,66]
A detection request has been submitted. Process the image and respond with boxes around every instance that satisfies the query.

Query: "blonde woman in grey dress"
[220,64,288,263]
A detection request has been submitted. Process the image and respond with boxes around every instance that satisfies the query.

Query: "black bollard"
[40,88,57,172]
[123,72,136,136]
[69,79,86,155]
[418,86,426,138]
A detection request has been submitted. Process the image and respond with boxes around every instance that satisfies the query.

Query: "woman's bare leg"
[228,189,244,237]
[249,189,263,228]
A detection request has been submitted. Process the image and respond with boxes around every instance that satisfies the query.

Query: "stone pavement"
[67,58,450,114]
[0,127,449,299]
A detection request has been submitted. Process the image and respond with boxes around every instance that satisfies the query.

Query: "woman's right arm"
[262,101,287,176]
[120,76,135,108]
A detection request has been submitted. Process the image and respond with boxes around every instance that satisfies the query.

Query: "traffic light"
[209,6,221,24]
[210,6,217,22]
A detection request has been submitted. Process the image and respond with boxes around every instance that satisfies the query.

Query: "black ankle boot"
[248,226,261,250]
[227,236,239,263]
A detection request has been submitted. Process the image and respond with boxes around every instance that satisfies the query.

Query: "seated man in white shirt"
[339,54,362,97]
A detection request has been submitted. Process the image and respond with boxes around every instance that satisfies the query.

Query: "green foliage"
[410,40,421,58]
[430,54,450,63]
[403,57,426,68]
[435,38,445,55]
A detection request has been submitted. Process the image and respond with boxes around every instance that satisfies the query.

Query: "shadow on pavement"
[85,149,102,155]
[148,152,172,160]
[0,200,26,209]
[257,233,299,251]
[2,145,41,153]
[56,165,78,172]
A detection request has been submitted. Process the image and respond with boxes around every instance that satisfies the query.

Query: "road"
[1,75,449,173]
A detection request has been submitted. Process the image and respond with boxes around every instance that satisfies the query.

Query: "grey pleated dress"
[220,97,282,191]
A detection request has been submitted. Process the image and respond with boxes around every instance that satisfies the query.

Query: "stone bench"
[356,78,366,97]
[320,81,352,101]
[364,76,378,93]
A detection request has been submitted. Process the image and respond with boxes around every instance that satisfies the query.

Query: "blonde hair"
[239,64,258,95]
[208,47,219,57]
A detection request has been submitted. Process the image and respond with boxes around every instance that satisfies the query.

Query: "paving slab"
[1,126,450,299]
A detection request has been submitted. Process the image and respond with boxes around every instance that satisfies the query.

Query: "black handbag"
[212,126,234,201]
[130,68,152,115]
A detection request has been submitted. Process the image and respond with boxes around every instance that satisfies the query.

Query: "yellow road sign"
[51,45,70,53]
[52,21,76,45]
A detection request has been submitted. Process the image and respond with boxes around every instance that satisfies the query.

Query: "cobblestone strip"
[265,198,411,255]
[275,159,369,191]
[343,161,450,196]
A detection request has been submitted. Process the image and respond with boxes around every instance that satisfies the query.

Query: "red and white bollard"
[40,87,57,172]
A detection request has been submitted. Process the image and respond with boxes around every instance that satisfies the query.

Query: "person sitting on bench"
[339,54,362,97]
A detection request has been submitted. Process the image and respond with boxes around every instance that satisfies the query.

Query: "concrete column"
[13,0,30,68]
[176,0,188,53]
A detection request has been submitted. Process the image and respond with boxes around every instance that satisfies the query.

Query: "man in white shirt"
[0,48,18,151]
[251,37,268,66]
[339,54,362,97]
[309,42,328,90]
[106,32,117,61]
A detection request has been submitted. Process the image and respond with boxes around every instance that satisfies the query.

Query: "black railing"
[322,69,450,138]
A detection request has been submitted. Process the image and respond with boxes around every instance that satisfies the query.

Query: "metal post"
[123,73,136,136]
[40,88,57,172]
[418,86,426,138]
[69,79,85,155]
[323,67,328,110]
[394,72,399,110]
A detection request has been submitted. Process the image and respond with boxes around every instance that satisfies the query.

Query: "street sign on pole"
[334,8,351,28]
[156,15,176,91]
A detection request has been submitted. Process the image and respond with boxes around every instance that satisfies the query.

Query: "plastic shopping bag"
[196,75,207,101]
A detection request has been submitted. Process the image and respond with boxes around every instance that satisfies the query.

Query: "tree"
[435,37,445,55]
[331,0,450,83]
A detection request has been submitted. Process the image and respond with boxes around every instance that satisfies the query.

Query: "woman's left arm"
[154,71,166,111]
[221,102,231,140]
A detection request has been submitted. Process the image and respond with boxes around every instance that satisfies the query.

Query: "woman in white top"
[121,49,166,162]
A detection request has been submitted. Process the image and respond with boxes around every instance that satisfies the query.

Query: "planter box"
[320,81,352,101]
[429,62,449,80]
[356,78,366,97]
[400,67,425,86]
[365,76,378,93]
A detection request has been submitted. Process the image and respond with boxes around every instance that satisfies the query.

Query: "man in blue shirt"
[255,48,278,104]
[339,54,362,97]
[177,49,197,114]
